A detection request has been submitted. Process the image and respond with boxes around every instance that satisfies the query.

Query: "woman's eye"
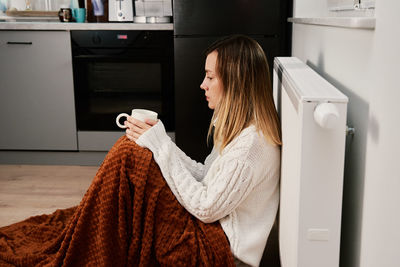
[207,76,213,80]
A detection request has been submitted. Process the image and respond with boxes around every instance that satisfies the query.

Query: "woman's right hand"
[124,116,158,142]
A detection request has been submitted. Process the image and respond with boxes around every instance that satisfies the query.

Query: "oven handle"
[72,55,155,61]
[73,55,121,59]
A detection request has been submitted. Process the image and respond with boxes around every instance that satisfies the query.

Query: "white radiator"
[273,57,348,267]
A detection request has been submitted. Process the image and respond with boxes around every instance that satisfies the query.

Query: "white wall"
[8,0,25,10]
[8,0,70,11]
[291,0,400,267]
[293,0,328,17]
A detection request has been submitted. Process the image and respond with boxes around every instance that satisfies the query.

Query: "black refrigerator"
[174,0,292,162]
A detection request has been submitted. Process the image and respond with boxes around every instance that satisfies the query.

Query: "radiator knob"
[314,102,340,129]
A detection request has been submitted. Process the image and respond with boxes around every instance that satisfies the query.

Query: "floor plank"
[0,164,98,227]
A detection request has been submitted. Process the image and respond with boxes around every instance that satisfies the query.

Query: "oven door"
[72,46,174,133]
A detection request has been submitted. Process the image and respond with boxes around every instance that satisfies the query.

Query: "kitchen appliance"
[109,0,133,22]
[86,0,108,22]
[173,0,293,162]
[134,0,172,23]
[71,30,174,151]
[58,7,72,22]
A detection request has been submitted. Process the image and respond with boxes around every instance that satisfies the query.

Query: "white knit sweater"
[136,121,280,267]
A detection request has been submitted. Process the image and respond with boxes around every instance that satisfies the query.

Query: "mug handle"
[116,113,130,129]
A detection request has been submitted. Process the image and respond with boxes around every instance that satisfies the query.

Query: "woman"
[125,35,281,267]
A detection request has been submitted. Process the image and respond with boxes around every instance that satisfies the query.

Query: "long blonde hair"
[205,35,281,151]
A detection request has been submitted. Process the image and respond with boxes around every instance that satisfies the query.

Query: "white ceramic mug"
[116,109,158,129]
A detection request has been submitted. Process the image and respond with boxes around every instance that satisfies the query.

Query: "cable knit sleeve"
[137,122,265,223]
[174,145,206,182]
[136,121,205,181]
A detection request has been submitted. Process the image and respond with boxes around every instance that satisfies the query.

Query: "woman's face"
[200,51,223,110]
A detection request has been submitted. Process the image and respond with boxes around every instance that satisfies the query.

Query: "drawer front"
[0,31,78,150]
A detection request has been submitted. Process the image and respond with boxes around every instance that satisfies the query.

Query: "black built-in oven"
[71,30,174,133]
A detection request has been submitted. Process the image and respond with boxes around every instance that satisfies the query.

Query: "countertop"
[288,17,375,29]
[0,21,173,31]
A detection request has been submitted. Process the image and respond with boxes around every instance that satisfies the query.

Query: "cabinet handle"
[7,41,33,45]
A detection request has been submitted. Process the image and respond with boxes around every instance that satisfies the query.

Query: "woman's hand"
[124,116,158,142]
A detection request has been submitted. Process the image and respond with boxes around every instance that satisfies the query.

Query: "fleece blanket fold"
[0,136,234,266]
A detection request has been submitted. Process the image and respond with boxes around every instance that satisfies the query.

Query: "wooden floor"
[0,164,281,266]
[0,164,98,227]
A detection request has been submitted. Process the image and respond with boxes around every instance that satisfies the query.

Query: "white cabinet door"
[0,31,77,150]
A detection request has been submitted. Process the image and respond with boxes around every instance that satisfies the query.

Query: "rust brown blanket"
[0,136,234,266]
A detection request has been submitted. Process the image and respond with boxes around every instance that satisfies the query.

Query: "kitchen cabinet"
[0,31,78,150]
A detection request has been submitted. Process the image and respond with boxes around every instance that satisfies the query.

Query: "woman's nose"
[200,78,207,90]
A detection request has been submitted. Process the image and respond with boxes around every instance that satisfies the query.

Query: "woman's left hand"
[124,116,158,142]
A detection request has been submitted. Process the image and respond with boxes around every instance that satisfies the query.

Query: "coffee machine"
[134,0,172,23]
[109,0,134,22]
